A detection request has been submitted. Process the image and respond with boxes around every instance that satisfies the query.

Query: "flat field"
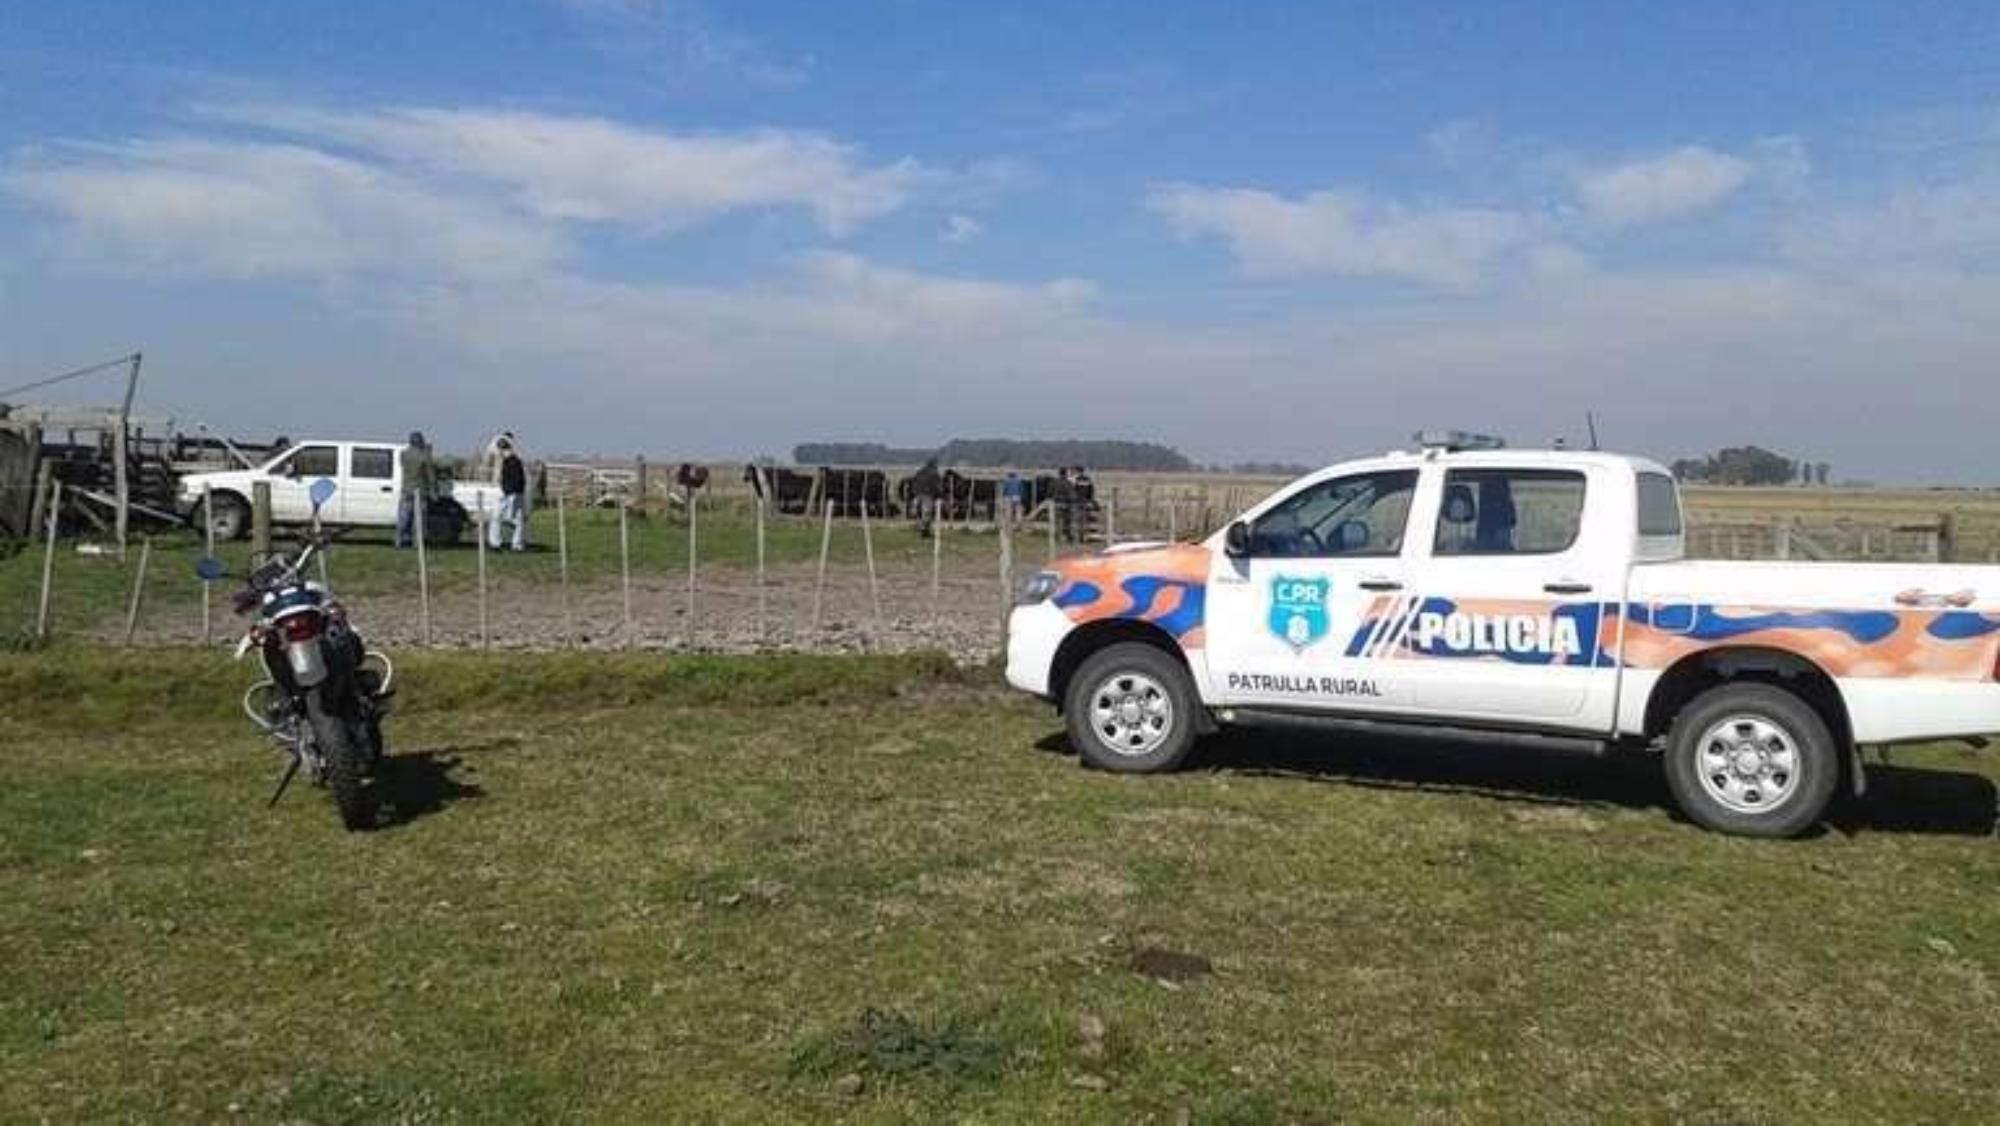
[5,650,2000,1121]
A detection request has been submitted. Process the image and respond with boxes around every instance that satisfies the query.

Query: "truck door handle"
[1543,581,1593,595]
[1359,577,1403,592]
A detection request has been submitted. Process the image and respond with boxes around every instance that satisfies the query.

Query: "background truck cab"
[179,440,498,544]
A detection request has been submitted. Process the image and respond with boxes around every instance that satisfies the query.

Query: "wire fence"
[6,476,1999,655]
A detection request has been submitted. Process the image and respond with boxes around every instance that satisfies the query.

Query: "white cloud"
[1572,145,1754,226]
[1784,176,2000,267]
[548,0,811,88]
[1,137,561,281]
[1147,183,1531,289]
[211,104,922,235]
[942,214,984,244]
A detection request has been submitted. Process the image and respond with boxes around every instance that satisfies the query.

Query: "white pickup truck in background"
[178,440,500,544]
[1007,436,2000,836]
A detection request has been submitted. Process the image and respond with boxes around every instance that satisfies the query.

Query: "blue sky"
[3,1,1997,480]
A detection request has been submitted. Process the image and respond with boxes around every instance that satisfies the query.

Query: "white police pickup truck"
[1007,436,2000,836]
[178,440,500,545]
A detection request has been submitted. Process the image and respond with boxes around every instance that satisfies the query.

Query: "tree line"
[1670,446,1832,486]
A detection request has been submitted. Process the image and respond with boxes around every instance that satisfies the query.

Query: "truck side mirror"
[1224,521,1253,557]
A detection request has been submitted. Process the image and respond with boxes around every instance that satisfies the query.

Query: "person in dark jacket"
[395,431,438,549]
[489,437,529,551]
[910,457,942,538]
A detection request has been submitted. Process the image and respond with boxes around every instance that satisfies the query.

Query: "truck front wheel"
[1664,683,1840,837]
[1064,643,1200,773]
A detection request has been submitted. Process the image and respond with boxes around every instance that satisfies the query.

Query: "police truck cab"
[1005,433,2000,837]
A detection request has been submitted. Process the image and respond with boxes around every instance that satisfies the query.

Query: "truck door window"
[1433,468,1586,555]
[1249,470,1418,558]
[352,447,394,480]
[279,445,339,479]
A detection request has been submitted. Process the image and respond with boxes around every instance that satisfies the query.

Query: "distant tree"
[1670,446,1806,486]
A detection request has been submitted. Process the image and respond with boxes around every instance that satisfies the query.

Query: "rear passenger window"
[352,448,394,479]
[1433,468,1586,555]
[1636,472,1682,536]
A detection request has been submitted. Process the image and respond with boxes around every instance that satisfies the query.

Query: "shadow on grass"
[372,737,511,828]
[1036,726,2000,837]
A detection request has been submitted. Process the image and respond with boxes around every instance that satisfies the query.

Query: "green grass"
[0,502,1015,642]
[5,648,2000,1121]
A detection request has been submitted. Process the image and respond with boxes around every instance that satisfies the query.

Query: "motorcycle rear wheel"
[308,690,375,831]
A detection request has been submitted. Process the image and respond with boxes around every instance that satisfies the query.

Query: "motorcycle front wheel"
[307,689,376,831]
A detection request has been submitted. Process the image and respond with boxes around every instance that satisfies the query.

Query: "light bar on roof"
[1412,429,1507,452]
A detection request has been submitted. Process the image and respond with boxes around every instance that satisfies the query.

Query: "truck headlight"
[1017,570,1062,606]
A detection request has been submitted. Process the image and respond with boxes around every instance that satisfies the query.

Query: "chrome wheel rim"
[1695,714,1801,814]
[1089,670,1174,756]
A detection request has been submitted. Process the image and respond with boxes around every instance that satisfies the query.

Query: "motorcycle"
[197,478,394,831]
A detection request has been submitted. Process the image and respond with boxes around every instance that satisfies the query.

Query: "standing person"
[1051,467,1078,543]
[910,457,941,538]
[1001,471,1024,525]
[396,430,437,549]
[490,437,530,551]
[1073,466,1097,542]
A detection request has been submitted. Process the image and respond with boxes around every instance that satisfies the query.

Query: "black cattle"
[742,465,816,514]
[818,467,894,518]
[939,469,999,521]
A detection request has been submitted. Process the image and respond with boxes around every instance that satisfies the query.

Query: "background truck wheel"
[1664,682,1839,837]
[200,493,249,541]
[1064,643,1200,773]
[423,502,465,546]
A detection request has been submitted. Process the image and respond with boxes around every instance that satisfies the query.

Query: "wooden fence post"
[931,501,944,624]
[685,490,699,643]
[36,478,60,640]
[123,536,151,646]
[812,496,833,630]
[414,484,432,646]
[619,496,633,641]
[201,483,214,644]
[860,493,881,635]
[755,490,768,642]
[557,490,572,647]
[476,495,490,649]
[251,481,272,564]
[998,496,1014,634]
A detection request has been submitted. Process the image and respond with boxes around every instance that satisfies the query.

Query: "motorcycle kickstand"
[267,756,302,808]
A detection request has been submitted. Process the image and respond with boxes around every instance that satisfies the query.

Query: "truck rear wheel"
[200,493,249,541]
[1064,643,1200,773]
[1664,683,1839,837]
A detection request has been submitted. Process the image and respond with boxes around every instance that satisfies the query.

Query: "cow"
[742,465,816,515]
[817,467,894,518]
[939,469,999,521]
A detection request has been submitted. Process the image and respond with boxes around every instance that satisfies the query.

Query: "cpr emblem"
[1268,575,1330,652]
